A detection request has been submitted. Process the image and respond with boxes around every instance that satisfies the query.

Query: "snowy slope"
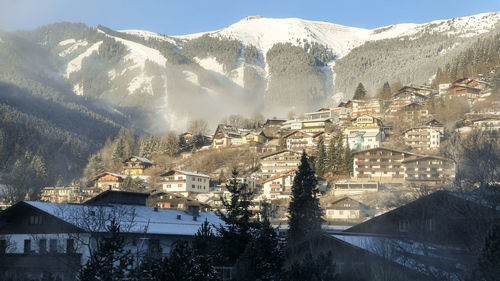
[174,12,500,58]
[64,41,102,78]
[102,33,168,94]
[119,29,177,45]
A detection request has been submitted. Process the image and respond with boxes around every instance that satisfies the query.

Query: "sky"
[1,0,500,35]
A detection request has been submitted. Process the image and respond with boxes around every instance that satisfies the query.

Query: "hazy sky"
[1,0,500,35]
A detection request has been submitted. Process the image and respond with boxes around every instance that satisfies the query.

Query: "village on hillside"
[1,76,499,280]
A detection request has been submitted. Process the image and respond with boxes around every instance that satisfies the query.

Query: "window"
[66,239,74,253]
[178,184,182,187]
[148,239,160,254]
[29,215,43,225]
[24,240,31,253]
[192,184,195,189]
[0,240,6,254]
[399,220,410,232]
[39,239,47,253]
[425,218,434,232]
[50,239,57,253]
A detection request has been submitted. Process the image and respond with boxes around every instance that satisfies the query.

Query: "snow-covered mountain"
[3,12,500,132]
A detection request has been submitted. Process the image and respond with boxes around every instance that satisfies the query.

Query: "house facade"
[324,197,370,221]
[122,156,155,175]
[403,124,444,151]
[160,170,210,196]
[93,172,126,191]
[352,147,455,185]
[260,150,302,179]
[261,169,297,199]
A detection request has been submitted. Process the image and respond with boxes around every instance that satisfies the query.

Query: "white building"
[160,170,210,196]
[403,125,444,151]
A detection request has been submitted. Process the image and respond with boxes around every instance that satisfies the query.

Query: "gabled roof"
[92,172,127,181]
[124,156,155,165]
[214,124,242,138]
[327,197,369,210]
[401,155,453,163]
[18,201,223,236]
[261,168,298,184]
[160,170,210,178]
[282,130,313,139]
[260,149,302,160]
[352,147,415,156]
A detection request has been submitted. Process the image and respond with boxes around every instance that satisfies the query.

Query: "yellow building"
[242,131,267,144]
[122,156,155,175]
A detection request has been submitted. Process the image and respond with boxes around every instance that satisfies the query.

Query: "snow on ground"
[58,39,89,57]
[194,57,224,75]
[174,12,500,59]
[65,41,102,78]
[182,70,199,85]
[102,33,168,95]
[58,38,76,46]
[127,74,154,94]
[73,83,83,96]
[119,29,177,45]
[228,65,245,88]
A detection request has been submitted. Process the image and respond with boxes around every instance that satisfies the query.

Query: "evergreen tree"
[79,219,133,281]
[343,145,353,175]
[288,151,323,244]
[353,82,367,100]
[215,169,255,265]
[121,176,145,192]
[314,136,327,177]
[247,202,283,281]
[378,81,392,100]
[326,131,344,175]
[478,223,500,281]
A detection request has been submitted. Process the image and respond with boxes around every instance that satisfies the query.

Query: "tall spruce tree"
[314,136,326,177]
[343,145,353,175]
[353,82,367,100]
[288,151,323,244]
[326,131,344,175]
[247,202,283,281]
[215,169,255,265]
[378,81,392,100]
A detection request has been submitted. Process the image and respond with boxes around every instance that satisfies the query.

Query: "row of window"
[4,239,76,254]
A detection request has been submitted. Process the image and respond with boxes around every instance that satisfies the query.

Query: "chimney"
[192,216,197,221]
[176,214,181,220]
[154,207,158,212]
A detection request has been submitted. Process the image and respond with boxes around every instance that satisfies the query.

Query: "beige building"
[324,197,370,221]
[260,150,302,179]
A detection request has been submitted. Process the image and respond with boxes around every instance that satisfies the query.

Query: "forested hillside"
[0,28,132,201]
[333,23,500,97]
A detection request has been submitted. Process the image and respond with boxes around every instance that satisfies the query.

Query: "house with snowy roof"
[332,190,500,279]
[122,156,155,175]
[211,124,244,149]
[0,190,223,281]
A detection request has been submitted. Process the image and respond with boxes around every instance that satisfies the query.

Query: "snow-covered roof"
[127,156,155,165]
[162,170,210,178]
[331,233,465,279]
[24,201,222,236]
